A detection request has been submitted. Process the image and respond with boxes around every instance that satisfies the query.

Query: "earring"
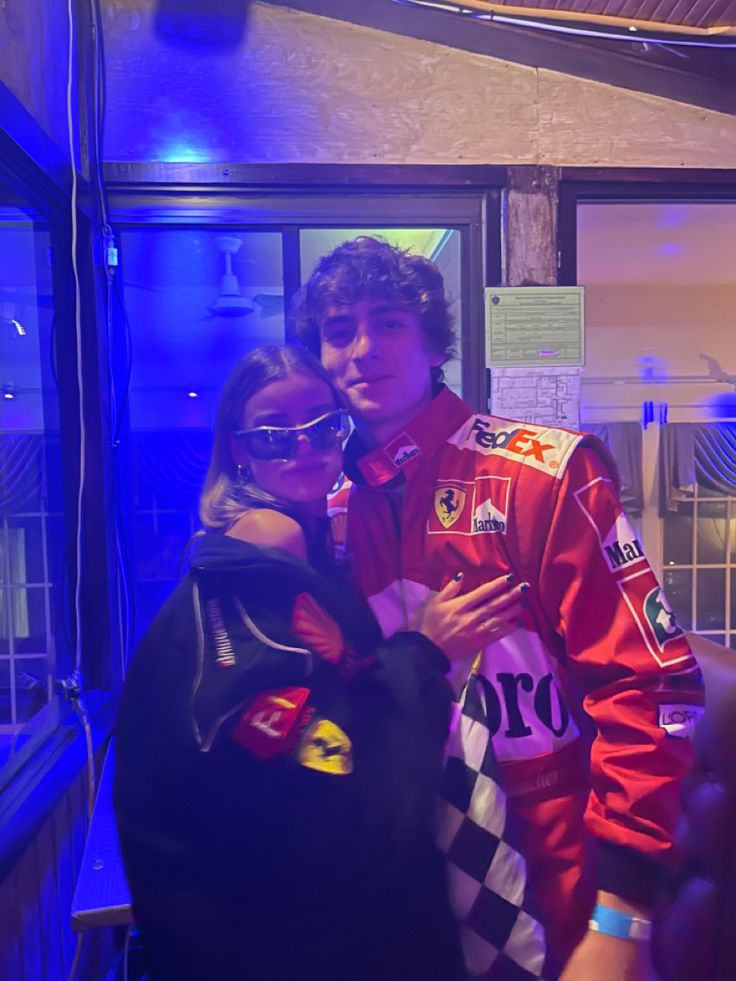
[236,463,251,484]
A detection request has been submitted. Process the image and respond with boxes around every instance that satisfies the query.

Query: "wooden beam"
[102,162,508,188]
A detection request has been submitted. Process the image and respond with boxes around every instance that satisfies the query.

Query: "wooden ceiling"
[268,0,736,115]
[455,1,736,35]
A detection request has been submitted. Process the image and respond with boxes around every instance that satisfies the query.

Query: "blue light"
[660,206,686,229]
[709,392,736,420]
[159,144,210,163]
[659,243,681,256]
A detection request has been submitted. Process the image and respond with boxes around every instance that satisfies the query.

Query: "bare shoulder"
[226,509,308,561]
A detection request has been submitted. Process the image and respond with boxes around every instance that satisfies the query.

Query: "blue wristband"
[589,903,651,942]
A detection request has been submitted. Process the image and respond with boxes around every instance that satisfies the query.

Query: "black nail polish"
[505,574,516,584]
[454,572,463,582]
[520,582,530,592]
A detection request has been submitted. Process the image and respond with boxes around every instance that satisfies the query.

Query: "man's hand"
[418,574,528,692]
[560,892,658,981]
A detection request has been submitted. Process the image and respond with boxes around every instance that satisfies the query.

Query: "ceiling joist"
[422,1,736,38]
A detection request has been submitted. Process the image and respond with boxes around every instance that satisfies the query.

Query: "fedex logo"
[471,419,555,464]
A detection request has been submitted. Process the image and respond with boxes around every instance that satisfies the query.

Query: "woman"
[114,345,525,981]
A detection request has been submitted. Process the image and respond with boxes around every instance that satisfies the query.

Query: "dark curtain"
[659,423,736,513]
[132,430,212,510]
[587,422,644,517]
[0,435,43,513]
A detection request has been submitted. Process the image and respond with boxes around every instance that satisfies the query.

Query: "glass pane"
[695,501,728,565]
[576,203,736,408]
[0,659,12,724]
[0,207,60,749]
[118,228,284,644]
[697,472,726,498]
[121,228,285,432]
[12,586,49,654]
[695,568,726,631]
[8,517,45,583]
[0,591,9,656]
[662,568,692,631]
[663,506,693,566]
[299,227,463,397]
[14,659,47,723]
[731,570,736,630]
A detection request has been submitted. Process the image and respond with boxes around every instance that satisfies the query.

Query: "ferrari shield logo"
[434,485,467,530]
[297,719,353,776]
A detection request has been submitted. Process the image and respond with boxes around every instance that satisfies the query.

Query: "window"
[0,208,68,767]
[663,467,736,650]
[106,177,497,649]
[571,189,736,653]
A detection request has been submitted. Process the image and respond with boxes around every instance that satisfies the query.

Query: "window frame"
[0,128,119,871]
[557,169,736,611]
[103,162,506,412]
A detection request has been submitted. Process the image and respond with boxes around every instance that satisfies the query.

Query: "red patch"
[231,688,311,760]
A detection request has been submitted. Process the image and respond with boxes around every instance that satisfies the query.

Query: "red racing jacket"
[330,386,704,967]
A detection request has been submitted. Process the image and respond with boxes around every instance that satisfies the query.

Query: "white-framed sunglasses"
[232,409,350,461]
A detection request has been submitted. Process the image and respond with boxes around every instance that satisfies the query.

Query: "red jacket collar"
[348,387,472,488]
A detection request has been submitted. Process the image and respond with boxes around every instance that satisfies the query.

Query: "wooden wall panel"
[0,0,73,160]
[101,1,736,168]
[0,768,114,981]
[537,70,736,167]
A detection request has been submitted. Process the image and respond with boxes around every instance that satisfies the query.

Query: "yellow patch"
[297,719,353,776]
[434,485,467,530]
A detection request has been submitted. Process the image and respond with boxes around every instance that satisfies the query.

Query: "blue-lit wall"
[0,0,79,181]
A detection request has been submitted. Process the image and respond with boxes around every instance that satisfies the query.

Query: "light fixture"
[2,384,17,400]
[187,390,199,399]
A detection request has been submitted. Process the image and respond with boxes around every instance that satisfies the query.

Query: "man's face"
[319,299,443,444]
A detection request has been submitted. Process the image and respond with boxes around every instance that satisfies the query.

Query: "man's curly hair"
[289,236,456,382]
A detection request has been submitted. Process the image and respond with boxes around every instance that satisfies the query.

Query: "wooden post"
[500,165,581,429]
[505,166,560,287]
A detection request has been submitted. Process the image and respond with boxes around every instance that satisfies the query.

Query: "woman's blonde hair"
[199,345,341,530]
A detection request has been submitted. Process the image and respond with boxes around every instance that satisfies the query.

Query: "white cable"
[66,933,85,981]
[89,0,132,678]
[123,924,132,981]
[67,0,86,677]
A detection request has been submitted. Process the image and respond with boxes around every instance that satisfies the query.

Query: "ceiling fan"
[124,234,283,321]
[208,235,255,318]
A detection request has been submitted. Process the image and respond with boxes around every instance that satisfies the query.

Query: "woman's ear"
[229,432,249,467]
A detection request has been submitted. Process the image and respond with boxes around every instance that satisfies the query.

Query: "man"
[291,236,704,979]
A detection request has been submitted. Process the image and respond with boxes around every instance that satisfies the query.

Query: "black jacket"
[114,533,466,981]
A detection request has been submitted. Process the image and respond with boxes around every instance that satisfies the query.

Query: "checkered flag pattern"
[437,674,547,980]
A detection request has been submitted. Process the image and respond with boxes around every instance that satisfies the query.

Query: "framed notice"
[485,286,585,367]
